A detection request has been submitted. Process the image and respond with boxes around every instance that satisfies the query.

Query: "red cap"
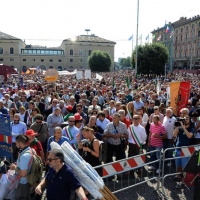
[66,105,73,111]
[25,129,37,137]
[74,113,82,121]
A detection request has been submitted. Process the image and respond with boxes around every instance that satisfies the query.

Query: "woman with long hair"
[9,108,16,122]
[126,101,135,120]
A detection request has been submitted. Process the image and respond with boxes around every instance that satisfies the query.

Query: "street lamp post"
[85,29,90,70]
[135,0,139,78]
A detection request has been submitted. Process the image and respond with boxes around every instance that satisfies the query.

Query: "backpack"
[21,148,43,186]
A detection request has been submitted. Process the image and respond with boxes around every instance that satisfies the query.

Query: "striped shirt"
[150,122,166,147]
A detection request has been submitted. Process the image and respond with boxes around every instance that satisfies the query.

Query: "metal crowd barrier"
[156,144,200,199]
[93,144,200,200]
[94,149,161,195]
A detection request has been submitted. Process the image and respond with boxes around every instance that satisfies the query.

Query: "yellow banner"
[170,82,180,116]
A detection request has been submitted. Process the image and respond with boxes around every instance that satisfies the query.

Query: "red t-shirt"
[107,115,113,122]
[30,140,43,157]
[123,118,131,128]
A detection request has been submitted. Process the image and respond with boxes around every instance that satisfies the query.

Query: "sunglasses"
[133,118,140,120]
[47,158,59,162]
[53,102,57,103]
[69,121,75,122]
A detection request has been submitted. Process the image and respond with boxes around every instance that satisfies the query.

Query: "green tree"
[131,43,169,75]
[120,57,131,68]
[88,50,112,72]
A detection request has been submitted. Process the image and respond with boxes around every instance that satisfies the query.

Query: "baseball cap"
[25,129,37,137]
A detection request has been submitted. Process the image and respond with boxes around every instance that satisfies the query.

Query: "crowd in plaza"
[0,70,200,200]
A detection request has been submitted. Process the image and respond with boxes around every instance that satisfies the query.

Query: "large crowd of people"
[0,70,200,199]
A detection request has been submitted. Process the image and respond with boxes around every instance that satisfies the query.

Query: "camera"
[81,139,90,156]
[174,118,185,127]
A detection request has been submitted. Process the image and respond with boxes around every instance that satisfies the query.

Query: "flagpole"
[132,34,133,55]
[135,0,139,78]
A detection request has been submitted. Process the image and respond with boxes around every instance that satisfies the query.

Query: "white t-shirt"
[163,116,176,139]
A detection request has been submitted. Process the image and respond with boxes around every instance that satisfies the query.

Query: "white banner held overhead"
[85,70,91,79]
[96,73,103,81]
[58,69,77,76]
[76,70,83,80]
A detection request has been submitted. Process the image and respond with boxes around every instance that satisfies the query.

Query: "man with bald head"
[62,116,79,150]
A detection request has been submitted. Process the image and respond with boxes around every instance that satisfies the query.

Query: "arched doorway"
[195,62,200,69]
[39,65,47,70]
[57,66,62,71]
[22,66,27,72]
[49,66,53,69]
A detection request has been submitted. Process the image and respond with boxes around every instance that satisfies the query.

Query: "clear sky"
[1,0,200,61]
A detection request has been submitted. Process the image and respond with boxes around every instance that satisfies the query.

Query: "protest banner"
[0,114,12,161]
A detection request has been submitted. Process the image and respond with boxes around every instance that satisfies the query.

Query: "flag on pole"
[138,34,142,40]
[112,77,115,88]
[126,76,130,88]
[128,35,133,41]
[157,35,161,41]
[146,35,149,41]
[170,31,174,38]
[166,26,170,33]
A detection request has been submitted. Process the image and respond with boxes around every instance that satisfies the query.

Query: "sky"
[1,0,200,61]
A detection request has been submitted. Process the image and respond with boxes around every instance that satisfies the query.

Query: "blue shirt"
[46,164,81,200]
[11,121,27,143]
[0,107,8,115]
[47,136,69,151]
[17,146,32,184]
[62,126,79,145]
[133,100,144,111]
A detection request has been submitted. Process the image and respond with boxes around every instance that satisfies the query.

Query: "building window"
[180,45,182,50]
[186,26,188,31]
[79,59,82,63]
[199,22,200,27]
[176,30,178,34]
[181,35,182,41]
[50,59,53,62]
[198,30,200,38]
[49,66,53,69]
[175,53,176,58]
[70,49,73,56]
[58,59,62,62]
[79,66,83,69]
[0,47,3,54]
[41,59,44,62]
[10,47,14,54]
[181,28,183,32]
[57,66,62,71]
[69,66,73,69]
[192,24,195,30]
[10,58,14,61]
[23,59,26,61]
[79,50,83,56]
[0,58,3,61]
[31,59,35,62]
[89,50,92,56]
[186,34,188,41]
[185,52,187,57]
[197,51,199,56]
[70,59,73,62]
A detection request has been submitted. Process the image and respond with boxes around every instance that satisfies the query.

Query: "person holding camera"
[76,126,100,168]
[172,115,195,188]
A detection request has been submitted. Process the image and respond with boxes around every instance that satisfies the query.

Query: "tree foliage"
[88,50,112,72]
[131,43,169,75]
[120,57,131,68]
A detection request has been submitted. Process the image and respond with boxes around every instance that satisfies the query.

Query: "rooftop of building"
[151,15,200,33]
[64,34,116,44]
[0,31,21,40]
